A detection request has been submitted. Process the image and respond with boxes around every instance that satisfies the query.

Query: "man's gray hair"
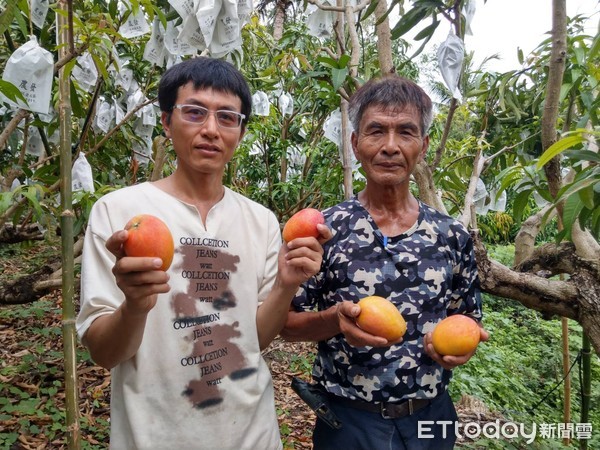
[348,75,433,137]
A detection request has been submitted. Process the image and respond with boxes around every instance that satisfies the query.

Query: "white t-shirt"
[76,182,283,450]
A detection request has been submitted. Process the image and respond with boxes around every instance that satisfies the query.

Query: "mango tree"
[0,0,599,447]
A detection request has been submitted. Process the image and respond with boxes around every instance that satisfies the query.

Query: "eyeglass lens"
[178,105,242,128]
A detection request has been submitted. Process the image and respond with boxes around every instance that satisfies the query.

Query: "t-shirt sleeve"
[75,200,124,341]
[256,211,281,306]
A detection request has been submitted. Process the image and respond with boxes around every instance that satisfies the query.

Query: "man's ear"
[419,135,430,161]
[237,125,247,145]
[161,111,171,138]
[351,131,359,159]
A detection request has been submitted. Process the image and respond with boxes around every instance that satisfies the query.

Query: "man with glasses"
[76,57,329,449]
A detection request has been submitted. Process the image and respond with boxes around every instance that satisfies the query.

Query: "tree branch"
[473,233,579,320]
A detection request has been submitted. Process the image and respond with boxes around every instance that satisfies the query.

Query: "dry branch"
[474,232,600,355]
[0,237,83,306]
[0,223,46,244]
[514,204,557,266]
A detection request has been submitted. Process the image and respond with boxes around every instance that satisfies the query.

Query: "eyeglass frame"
[172,104,246,129]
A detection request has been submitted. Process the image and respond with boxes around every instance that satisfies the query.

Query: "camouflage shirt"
[292,197,482,403]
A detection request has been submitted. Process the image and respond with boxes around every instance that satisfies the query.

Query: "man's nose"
[200,112,220,134]
[381,132,401,154]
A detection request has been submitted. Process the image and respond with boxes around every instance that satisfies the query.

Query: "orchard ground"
[0,238,595,449]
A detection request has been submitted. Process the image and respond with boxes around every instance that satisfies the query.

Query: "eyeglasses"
[172,104,245,128]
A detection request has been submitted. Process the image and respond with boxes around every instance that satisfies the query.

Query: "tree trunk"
[542,0,567,201]
[413,160,447,214]
[150,136,169,182]
[272,0,288,40]
[374,0,393,74]
[57,1,82,442]
[340,99,353,199]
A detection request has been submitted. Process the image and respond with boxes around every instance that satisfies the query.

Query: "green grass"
[451,294,600,449]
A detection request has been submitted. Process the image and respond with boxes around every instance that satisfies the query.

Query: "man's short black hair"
[158,57,252,126]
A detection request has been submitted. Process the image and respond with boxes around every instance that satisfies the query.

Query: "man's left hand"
[279,224,332,288]
[423,326,489,370]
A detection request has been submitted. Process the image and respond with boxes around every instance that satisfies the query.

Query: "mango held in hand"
[431,315,480,356]
[123,214,174,271]
[282,208,325,242]
[355,296,407,342]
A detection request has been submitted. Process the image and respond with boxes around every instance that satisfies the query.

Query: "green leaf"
[91,51,110,81]
[512,189,532,224]
[361,0,380,22]
[537,135,584,169]
[316,56,340,69]
[32,163,59,185]
[0,80,27,104]
[338,54,351,68]
[109,0,119,19]
[589,30,600,60]
[590,205,600,238]
[391,6,429,40]
[496,166,526,193]
[331,67,348,92]
[14,399,38,415]
[70,80,85,118]
[558,83,572,103]
[578,184,596,210]
[562,193,584,237]
[0,0,18,35]
[11,4,28,37]
[22,187,44,220]
[557,176,598,204]
[0,192,13,214]
[563,150,600,163]
[413,17,440,41]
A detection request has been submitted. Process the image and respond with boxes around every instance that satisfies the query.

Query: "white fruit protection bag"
[95,97,114,134]
[437,31,464,102]
[26,126,44,157]
[72,152,95,193]
[306,3,334,39]
[252,91,270,116]
[323,109,342,146]
[278,92,294,117]
[118,0,151,38]
[72,52,99,93]
[2,36,54,114]
[30,0,50,29]
[143,19,167,67]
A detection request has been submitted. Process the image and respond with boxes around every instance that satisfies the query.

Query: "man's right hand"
[82,230,172,369]
[336,301,403,348]
[106,229,171,315]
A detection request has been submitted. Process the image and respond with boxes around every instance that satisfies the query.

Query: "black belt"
[328,394,432,419]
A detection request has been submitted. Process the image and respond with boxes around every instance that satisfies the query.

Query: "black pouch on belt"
[291,377,343,429]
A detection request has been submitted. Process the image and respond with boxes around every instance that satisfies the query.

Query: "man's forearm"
[256,280,300,350]
[280,305,341,342]
[82,303,148,369]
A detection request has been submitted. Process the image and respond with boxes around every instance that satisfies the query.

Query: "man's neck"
[153,172,225,225]
[358,185,414,212]
[357,186,419,236]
